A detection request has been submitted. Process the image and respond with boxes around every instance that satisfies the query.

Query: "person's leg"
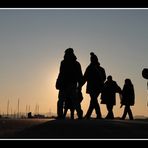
[75,103,83,119]
[57,100,64,118]
[84,97,94,119]
[63,107,68,119]
[121,106,128,119]
[109,105,114,119]
[91,93,102,119]
[67,98,74,119]
[105,104,109,119]
[70,108,74,119]
[57,90,65,119]
[67,87,76,119]
[106,104,110,119]
[127,106,134,120]
[106,104,114,119]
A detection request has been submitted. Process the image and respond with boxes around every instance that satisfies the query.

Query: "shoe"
[77,115,83,119]
[55,116,65,120]
[83,116,90,119]
[96,117,102,119]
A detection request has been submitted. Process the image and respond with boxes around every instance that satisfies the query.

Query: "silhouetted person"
[142,68,148,106]
[56,48,83,119]
[101,75,121,119]
[82,52,106,119]
[142,68,148,80]
[63,88,83,119]
[120,79,135,120]
[142,68,148,89]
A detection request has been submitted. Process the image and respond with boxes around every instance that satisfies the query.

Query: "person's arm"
[55,61,63,90]
[81,66,89,88]
[77,63,83,90]
[102,68,106,83]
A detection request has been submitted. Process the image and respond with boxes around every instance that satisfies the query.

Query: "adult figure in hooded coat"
[82,52,106,119]
[120,79,135,120]
[101,75,121,119]
[56,48,83,119]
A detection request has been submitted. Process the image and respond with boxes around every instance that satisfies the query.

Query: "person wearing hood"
[56,48,83,119]
[82,52,106,119]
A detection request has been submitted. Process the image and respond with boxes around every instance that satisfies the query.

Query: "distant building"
[27,112,45,119]
[27,112,32,118]
[34,114,45,118]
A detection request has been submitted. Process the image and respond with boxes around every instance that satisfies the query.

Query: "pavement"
[6,118,148,139]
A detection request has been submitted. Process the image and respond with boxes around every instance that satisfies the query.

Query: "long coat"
[56,59,83,91]
[101,80,121,105]
[121,84,135,106]
[83,63,106,94]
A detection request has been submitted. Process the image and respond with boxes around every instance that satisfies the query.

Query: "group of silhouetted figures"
[56,48,136,120]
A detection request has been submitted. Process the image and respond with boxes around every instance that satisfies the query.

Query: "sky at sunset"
[0,9,148,118]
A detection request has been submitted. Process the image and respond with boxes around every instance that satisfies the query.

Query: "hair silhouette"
[120,78,135,120]
[142,68,148,89]
[142,68,148,79]
[56,48,83,119]
[101,75,121,119]
[82,52,106,119]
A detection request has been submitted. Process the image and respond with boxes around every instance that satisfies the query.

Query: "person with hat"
[101,75,122,119]
[55,48,83,119]
[120,78,135,120]
[82,52,106,119]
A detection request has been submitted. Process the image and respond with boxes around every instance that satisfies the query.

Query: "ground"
[1,118,148,139]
